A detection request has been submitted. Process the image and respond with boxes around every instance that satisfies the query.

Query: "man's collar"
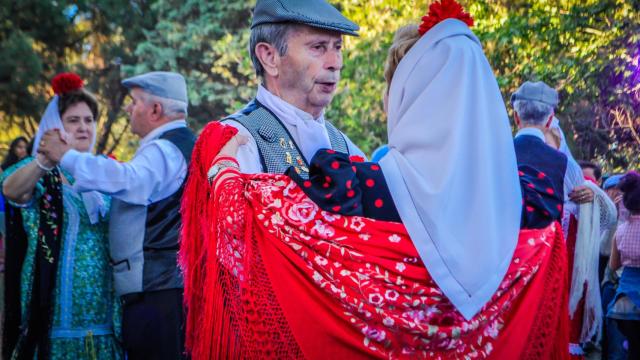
[140,119,187,145]
[256,85,324,123]
[515,127,546,142]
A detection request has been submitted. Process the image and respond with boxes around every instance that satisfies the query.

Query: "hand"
[38,129,73,164]
[218,134,249,158]
[569,185,594,204]
[614,193,623,205]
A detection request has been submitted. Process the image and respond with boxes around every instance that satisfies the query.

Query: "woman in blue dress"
[1,73,121,359]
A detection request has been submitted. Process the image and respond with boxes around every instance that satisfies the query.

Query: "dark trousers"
[601,281,628,360]
[122,288,186,360]
[616,320,640,360]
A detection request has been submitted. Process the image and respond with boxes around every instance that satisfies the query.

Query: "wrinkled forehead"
[288,25,343,43]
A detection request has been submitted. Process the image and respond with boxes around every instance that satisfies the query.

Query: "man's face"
[125,88,153,138]
[277,26,343,117]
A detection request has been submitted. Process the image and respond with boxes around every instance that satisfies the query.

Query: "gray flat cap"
[122,71,188,103]
[252,0,359,36]
[511,81,558,107]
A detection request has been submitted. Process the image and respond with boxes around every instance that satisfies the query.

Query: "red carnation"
[51,72,84,95]
[418,0,474,36]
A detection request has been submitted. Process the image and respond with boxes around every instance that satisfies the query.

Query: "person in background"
[600,173,628,360]
[608,171,640,359]
[604,174,628,223]
[540,89,617,358]
[1,73,119,359]
[0,136,29,172]
[1,136,29,272]
[579,160,602,185]
[38,71,195,360]
[510,81,566,230]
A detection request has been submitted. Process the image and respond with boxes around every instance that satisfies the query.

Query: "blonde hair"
[384,24,421,89]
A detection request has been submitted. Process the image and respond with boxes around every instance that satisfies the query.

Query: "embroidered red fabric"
[566,215,587,359]
[181,123,571,359]
[179,121,238,358]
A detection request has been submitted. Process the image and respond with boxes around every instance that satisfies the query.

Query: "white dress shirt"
[225,85,365,174]
[60,120,189,206]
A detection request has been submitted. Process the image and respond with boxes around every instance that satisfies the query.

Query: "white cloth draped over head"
[379,19,522,320]
[32,95,106,224]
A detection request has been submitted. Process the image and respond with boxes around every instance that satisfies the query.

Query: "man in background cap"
[218,0,365,178]
[512,81,617,356]
[512,81,594,207]
[511,80,568,229]
[39,71,195,359]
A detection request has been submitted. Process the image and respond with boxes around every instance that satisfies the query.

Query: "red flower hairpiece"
[51,72,84,95]
[418,0,474,36]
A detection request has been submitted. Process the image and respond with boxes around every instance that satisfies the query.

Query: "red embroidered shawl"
[180,123,570,360]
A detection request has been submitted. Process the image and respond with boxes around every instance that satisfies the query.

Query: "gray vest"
[224,100,349,178]
[109,127,195,296]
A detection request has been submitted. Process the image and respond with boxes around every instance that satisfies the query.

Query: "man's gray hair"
[143,92,188,118]
[250,23,300,78]
[513,99,553,126]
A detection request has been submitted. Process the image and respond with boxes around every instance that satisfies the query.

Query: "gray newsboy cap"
[511,81,559,107]
[251,0,359,36]
[122,71,188,103]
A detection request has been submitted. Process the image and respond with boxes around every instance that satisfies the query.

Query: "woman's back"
[616,215,640,267]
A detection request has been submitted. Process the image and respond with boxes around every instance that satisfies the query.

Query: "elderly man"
[513,81,617,357]
[38,71,195,360]
[511,81,567,229]
[219,0,365,178]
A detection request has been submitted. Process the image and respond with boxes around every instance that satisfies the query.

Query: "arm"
[609,235,621,271]
[2,155,52,204]
[60,141,186,205]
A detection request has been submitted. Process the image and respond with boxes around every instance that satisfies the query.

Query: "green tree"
[124,0,256,128]
[471,0,640,171]
[2,1,638,170]
[0,0,154,160]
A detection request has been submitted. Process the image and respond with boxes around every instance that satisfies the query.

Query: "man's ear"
[514,112,521,127]
[150,102,164,122]
[255,42,279,77]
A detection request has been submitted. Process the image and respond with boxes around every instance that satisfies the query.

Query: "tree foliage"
[0,0,638,171]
